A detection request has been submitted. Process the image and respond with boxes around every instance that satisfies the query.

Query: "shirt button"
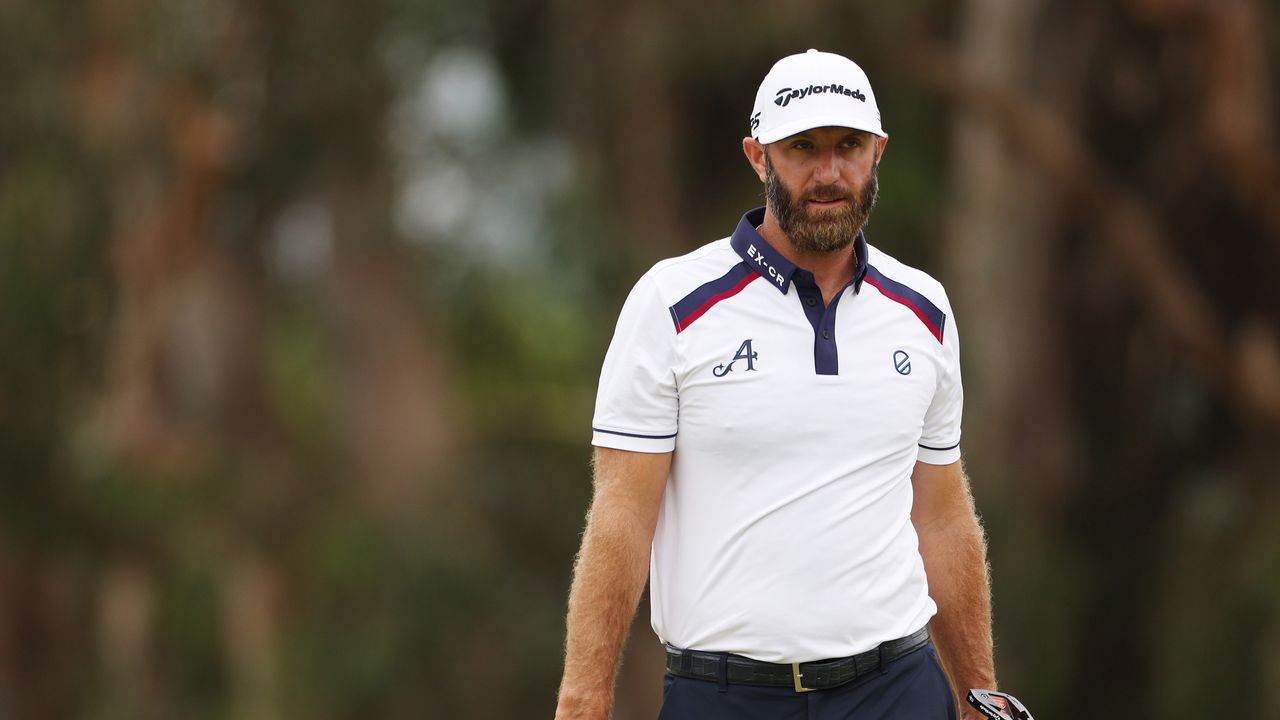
[822,329,831,340]
[806,297,817,307]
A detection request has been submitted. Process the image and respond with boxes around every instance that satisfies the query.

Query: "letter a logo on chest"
[712,339,758,377]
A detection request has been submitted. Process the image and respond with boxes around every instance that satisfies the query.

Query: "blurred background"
[2,0,1278,717]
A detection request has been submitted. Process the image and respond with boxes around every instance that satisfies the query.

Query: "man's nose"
[812,148,841,183]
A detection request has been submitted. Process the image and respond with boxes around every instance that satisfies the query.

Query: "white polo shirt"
[591,207,963,663]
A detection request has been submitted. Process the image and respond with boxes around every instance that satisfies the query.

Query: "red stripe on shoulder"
[676,273,758,333]
[863,269,946,343]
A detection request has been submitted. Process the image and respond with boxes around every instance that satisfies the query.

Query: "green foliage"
[156,562,227,718]
[265,301,338,454]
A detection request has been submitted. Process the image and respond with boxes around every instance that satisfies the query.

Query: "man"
[555,49,996,720]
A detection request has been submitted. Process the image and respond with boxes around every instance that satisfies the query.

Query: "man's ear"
[743,137,768,183]
[874,134,889,165]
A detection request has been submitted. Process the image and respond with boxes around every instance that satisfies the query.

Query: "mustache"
[804,185,853,203]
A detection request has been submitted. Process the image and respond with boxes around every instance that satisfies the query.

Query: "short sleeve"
[917,302,963,465]
[591,272,679,453]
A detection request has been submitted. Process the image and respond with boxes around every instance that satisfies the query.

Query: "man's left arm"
[911,458,996,715]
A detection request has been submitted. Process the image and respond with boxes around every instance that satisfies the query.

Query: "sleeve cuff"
[916,442,961,465]
[591,427,677,454]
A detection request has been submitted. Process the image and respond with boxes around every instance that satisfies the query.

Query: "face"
[754,127,883,253]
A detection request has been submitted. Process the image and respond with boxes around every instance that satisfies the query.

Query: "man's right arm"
[554,446,672,720]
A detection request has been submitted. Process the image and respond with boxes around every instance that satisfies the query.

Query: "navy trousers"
[657,643,956,720]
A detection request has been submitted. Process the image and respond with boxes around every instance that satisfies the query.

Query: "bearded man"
[555,49,998,720]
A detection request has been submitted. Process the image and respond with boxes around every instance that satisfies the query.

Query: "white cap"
[750,49,885,143]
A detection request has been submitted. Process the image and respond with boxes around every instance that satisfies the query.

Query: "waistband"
[664,627,931,692]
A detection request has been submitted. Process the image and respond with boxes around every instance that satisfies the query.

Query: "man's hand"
[554,448,671,720]
[964,688,1034,720]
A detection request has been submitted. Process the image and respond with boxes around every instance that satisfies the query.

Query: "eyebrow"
[790,129,871,142]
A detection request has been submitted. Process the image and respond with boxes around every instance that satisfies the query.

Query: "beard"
[764,150,879,254]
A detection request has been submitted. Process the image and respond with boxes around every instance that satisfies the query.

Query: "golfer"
[555,49,996,719]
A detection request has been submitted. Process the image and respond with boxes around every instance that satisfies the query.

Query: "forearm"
[918,509,996,698]
[555,499,654,718]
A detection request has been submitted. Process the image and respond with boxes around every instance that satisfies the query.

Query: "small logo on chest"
[713,339,758,377]
[893,350,912,375]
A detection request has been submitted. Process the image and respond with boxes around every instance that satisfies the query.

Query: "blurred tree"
[2,0,459,717]
[914,0,1280,716]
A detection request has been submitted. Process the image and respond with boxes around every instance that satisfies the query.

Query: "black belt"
[664,627,930,692]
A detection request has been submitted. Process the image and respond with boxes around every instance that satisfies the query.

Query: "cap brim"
[755,114,886,144]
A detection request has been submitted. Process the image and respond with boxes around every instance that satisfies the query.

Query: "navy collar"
[729,207,868,295]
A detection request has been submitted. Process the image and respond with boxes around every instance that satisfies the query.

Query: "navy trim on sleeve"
[593,428,678,440]
[918,441,960,451]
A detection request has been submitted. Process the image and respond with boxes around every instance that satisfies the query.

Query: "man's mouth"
[807,197,849,207]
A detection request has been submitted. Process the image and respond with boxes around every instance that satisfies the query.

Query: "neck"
[758,207,859,303]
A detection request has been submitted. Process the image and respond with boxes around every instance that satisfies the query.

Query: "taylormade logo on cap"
[774,84,867,107]
[750,49,885,144]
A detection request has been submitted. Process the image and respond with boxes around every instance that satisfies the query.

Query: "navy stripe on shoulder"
[593,428,678,440]
[668,261,759,333]
[863,265,947,343]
